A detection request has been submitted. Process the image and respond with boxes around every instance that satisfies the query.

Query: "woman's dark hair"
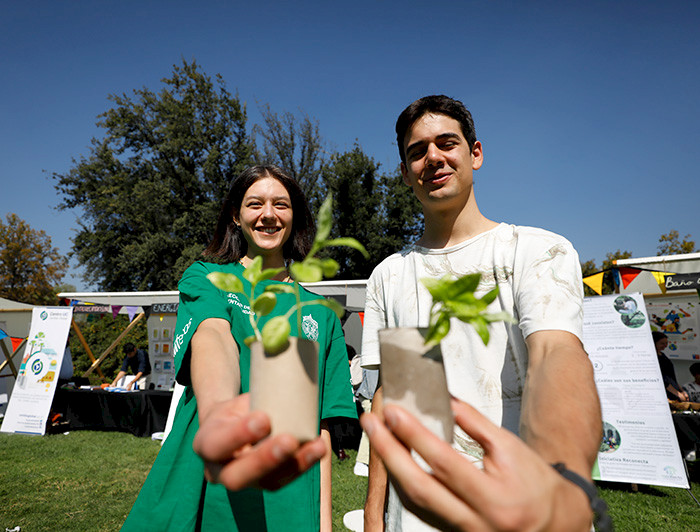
[395,95,477,164]
[203,165,315,263]
[652,331,668,344]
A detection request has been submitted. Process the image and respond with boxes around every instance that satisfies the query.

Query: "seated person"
[111,342,151,390]
[653,331,688,403]
[684,363,700,403]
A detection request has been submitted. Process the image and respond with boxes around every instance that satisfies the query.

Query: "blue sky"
[2,1,699,290]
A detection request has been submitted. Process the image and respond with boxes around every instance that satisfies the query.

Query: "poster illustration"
[583,293,688,488]
[646,294,700,360]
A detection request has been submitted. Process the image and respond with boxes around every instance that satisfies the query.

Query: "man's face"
[126,348,137,358]
[400,113,482,211]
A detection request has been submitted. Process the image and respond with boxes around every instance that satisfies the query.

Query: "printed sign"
[1,307,73,435]
[584,293,688,488]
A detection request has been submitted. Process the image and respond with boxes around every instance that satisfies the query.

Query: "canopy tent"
[615,252,700,295]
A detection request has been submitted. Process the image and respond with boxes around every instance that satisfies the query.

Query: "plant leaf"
[311,297,345,319]
[324,237,369,258]
[446,273,481,299]
[261,317,291,355]
[256,267,286,283]
[483,311,517,324]
[242,256,262,283]
[315,195,333,242]
[207,272,244,294]
[264,284,295,294]
[290,261,323,283]
[480,287,499,305]
[320,258,340,278]
[424,313,451,348]
[471,316,490,345]
[252,292,277,316]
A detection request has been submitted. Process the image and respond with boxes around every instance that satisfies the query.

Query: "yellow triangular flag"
[651,271,673,294]
[583,272,605,295]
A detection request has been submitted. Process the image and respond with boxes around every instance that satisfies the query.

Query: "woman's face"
[236,176,294,261]
[655,337,668,353]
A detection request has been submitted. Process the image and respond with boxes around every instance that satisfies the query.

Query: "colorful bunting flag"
[0,328,7,340]
[619,267,642,289]
[651,271,674,294]
[10,337,24,352]
[111,305,123,319]
[126,306,138,322]
[583,272,605,295]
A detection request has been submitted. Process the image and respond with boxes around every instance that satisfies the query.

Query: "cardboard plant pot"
[249,336,319,442]
[379,327,454,442]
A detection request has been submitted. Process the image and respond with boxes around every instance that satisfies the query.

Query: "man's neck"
[418,195,498,249]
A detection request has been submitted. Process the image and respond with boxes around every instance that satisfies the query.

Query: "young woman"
[122,166,356,531]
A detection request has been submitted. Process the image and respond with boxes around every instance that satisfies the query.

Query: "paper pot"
[379,327,454,442]
[249,337,319,442]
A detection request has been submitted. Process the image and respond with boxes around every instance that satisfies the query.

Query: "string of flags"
[58,300,179,322]
[582,267,699,296]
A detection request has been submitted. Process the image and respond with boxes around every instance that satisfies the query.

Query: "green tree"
[253,104,325,204]
[0,213,68,305]
[321,146,423,279]
[54,59,253,291]
[69,314,148,384]
[657,230,696,256]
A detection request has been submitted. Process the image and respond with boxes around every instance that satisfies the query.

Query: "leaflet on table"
[1,307,73,436]
[584,293,688,489]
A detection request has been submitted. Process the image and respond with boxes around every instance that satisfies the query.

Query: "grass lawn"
[1,430,699,531]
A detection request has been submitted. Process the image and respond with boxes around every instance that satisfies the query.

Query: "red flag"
[10,337,24,352]
[619,267,642,289]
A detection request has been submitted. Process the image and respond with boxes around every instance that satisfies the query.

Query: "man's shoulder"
[500,223,572,246]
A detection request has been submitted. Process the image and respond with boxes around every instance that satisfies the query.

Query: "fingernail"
[247,415,266,437]
[271,441,288,460]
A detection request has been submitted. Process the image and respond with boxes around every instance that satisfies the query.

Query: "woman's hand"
[193,393,327,491]
[361,399,592,531]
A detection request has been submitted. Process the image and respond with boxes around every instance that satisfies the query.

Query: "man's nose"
[425,143,443,166]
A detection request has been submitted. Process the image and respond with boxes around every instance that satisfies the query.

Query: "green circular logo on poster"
[40,311,48,320]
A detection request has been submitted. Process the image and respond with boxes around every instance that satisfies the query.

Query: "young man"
[111,342,151,390]
[360,95,603,531]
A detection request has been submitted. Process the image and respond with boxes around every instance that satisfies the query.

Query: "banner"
[1,307,73,435]
[584,293,688,488]
[666,272,700,291]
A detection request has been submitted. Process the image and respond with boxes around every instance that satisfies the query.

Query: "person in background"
[684,362,700,402]
[653,331,689,403]
[111,342,151,390]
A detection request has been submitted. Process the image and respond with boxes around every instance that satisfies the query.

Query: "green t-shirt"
[122,261,356,531]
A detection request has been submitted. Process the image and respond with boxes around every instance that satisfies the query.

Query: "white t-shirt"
[361,223,584,531]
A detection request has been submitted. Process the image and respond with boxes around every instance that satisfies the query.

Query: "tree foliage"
[321,145,423,279]
[69,314,147,384]
[657,230,696,256]
[253,104,325,204]
[0,213,67,305]
[54,59,253,291]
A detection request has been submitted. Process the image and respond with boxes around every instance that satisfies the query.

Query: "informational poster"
[584,293,688,488]
[147,305,177,390]
[646,294,700,361]
[1,307,73,435]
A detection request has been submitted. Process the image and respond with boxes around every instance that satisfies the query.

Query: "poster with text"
[584,293,688,488]
[1,307,73,435]
[646,294,700,361]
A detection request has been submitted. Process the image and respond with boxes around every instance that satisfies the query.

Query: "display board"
[646,293,700,361]
[1,307,73,435]
[584,293,688,488]
[147,303,177,390]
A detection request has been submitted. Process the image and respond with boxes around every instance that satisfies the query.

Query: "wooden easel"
[0,338,25,378]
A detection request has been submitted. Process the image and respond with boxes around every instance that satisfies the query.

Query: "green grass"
[1,431,699,531]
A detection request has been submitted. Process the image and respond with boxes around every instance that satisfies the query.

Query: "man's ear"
[400,162,411,187]
[471,141,484,170]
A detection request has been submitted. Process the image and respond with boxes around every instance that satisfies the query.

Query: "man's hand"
[193,393,327,491]
[126,381,134,391]
[361,399,592,531]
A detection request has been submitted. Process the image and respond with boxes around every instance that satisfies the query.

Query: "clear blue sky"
[2,1,699,290]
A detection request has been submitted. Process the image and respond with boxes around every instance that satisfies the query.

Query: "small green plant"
[207,195,368,353]
[421,273,515,348]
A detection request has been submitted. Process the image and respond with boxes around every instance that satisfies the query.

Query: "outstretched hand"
[193,393,327,491]
[361,399,592,531]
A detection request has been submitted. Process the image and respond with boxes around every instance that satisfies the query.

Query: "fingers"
[361,412,479,531]
[193,403,271,463]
